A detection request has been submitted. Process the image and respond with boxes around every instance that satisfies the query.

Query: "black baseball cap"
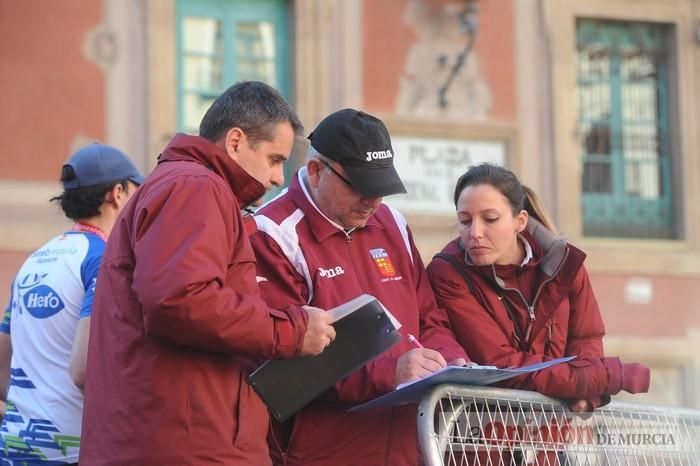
[308,109,407,198]
[61,143,144,190]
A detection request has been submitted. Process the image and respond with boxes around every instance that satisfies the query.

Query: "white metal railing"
[417,384,700,466]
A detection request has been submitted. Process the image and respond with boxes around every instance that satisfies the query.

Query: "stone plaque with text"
[385,136,506,214]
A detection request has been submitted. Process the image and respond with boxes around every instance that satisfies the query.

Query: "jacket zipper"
[344,231,368,292]
[491,248,570,346]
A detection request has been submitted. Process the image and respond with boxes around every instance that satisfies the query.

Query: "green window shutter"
[576,19,676,239]
[177,0,290,134]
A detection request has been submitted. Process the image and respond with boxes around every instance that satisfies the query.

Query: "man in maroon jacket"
[80,82,336,466]
[251,109,469,466]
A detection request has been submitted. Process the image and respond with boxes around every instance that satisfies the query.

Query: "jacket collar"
[487,219,570,286]
[289,167,383,242]
[525,218,570,277]
[158,133,266,207]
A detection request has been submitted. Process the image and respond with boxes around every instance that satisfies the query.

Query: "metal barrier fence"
[418,384,700,466]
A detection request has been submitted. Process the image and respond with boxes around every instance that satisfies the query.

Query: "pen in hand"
[407,333,424,349]
[408,333,475,369]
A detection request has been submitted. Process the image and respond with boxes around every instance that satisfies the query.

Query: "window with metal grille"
[177,0,290,134]
[176,0,293,201]
[576,19,677,239]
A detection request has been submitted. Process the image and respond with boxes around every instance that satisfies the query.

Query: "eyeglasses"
[318,159,355,189]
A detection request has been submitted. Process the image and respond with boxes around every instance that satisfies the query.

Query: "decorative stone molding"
[82,25,119,70]
[0,180,69,252]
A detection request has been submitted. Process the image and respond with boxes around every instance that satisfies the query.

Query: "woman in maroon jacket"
[427,163,650,411]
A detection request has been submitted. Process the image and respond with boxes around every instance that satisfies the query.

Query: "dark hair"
[50,180,130,221]
[199,81,304,146]
[453,163,557,232]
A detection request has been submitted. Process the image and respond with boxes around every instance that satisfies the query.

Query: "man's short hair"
[199,81,304,146]
[50,180,131,221]
[307,144,330,162]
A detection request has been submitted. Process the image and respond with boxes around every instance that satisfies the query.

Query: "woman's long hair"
[453,163,557,233]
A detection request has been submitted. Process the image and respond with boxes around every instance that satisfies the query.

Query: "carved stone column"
[294,0,363,131]
[145,0,177,169]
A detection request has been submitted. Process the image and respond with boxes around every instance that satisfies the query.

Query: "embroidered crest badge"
[369,248,396,278]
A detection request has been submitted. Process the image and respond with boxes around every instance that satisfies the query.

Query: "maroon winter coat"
[80,134,308,466]
[427,220,626,402]
[250,170,468,466]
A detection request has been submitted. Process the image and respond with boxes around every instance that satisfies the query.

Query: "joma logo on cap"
[365,150,393,162]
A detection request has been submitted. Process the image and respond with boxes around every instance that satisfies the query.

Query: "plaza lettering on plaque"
[386,136,505,214]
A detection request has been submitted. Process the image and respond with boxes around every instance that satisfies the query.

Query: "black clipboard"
[248,294,401,422]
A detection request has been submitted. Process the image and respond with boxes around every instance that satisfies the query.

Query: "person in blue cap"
[0,143,143,465]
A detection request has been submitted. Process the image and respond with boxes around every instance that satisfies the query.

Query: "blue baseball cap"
[61,143,144,190]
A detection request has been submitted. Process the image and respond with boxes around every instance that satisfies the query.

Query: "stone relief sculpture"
[395,0,492,120]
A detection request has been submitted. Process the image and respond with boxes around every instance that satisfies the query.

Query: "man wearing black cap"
[251,108,469,466]
[0,143,143,465]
